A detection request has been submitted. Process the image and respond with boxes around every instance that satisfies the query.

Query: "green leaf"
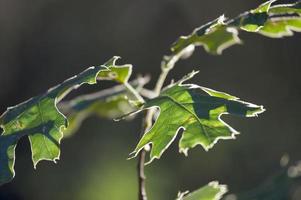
[0,57,126,185]
[170,15,241,56]
[269,1,301,15]
[163,0,301,69]
[176,181,227,200]
[259,16,301,38]
[98,56,132,84]
[229,0,273,32]
[129,71,265,163]
[162,15,241,70]
[63,95,132,137]
[60,77,149,137]
[169,1,274,57]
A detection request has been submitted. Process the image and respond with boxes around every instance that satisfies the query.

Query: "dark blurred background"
[0,0,301,199]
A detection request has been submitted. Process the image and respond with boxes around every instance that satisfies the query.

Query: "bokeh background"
[0,0,301,199]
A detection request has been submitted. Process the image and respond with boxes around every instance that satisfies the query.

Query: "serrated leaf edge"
[127,71,265,164]
[177,181,228,200]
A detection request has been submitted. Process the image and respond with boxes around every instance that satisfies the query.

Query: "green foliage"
[128,71,264,163]
[98,56,132,84]
[60,77,149,137]
[259,16,301,38]
[0,57,132,185]
[269,1,301,15]
[162,0,301,69]
[176,182,227,200]
[0,1,300,199]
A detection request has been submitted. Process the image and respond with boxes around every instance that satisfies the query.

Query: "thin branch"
[137,148,147,200]
[137,60,175,200]
[139,88,157,99]
[124,81,145,104]
[59,76,150,113]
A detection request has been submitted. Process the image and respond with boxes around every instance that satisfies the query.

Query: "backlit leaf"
[176,181,227,200]
[98,56,132,84]
[259,16,301,38]
[269,1,301,15]
[60,77,149,137]
[0,57,129,185]
[128,72,265,163]
[162,0,301,69]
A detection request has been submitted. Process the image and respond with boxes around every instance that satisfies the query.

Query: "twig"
[59,76,150,112]
[124,81,145,104]
[139,88,157,99]
[137,148,147,200]
[137,65,173,200]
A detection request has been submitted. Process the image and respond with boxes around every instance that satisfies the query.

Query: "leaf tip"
[179,147,189,157]
[208,181,229,198]
[178,70,200,85]
[144,157,156,166]
[218,14,227,24]
[246,105,266,117]
[103,56,121,66]
[127,148,141,160]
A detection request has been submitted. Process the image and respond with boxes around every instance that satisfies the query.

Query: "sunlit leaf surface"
[60,77,149,137]
[0,57,131,185]
[162,0,301,69]
[129,72,265,163]
[176,181,227,200]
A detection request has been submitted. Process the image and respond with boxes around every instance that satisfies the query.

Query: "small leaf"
[0,57,124,185]
[129,72,265,163]
[259,16,301,38]
[60,77,149,137]
[97,56,132,84]
[176,181,227,200]
[63,95,132,137]
[169,1,276,57]
[170,15,241,56]
[163,0,301,69]
[230,0,274,32]
[269,1,301,15]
